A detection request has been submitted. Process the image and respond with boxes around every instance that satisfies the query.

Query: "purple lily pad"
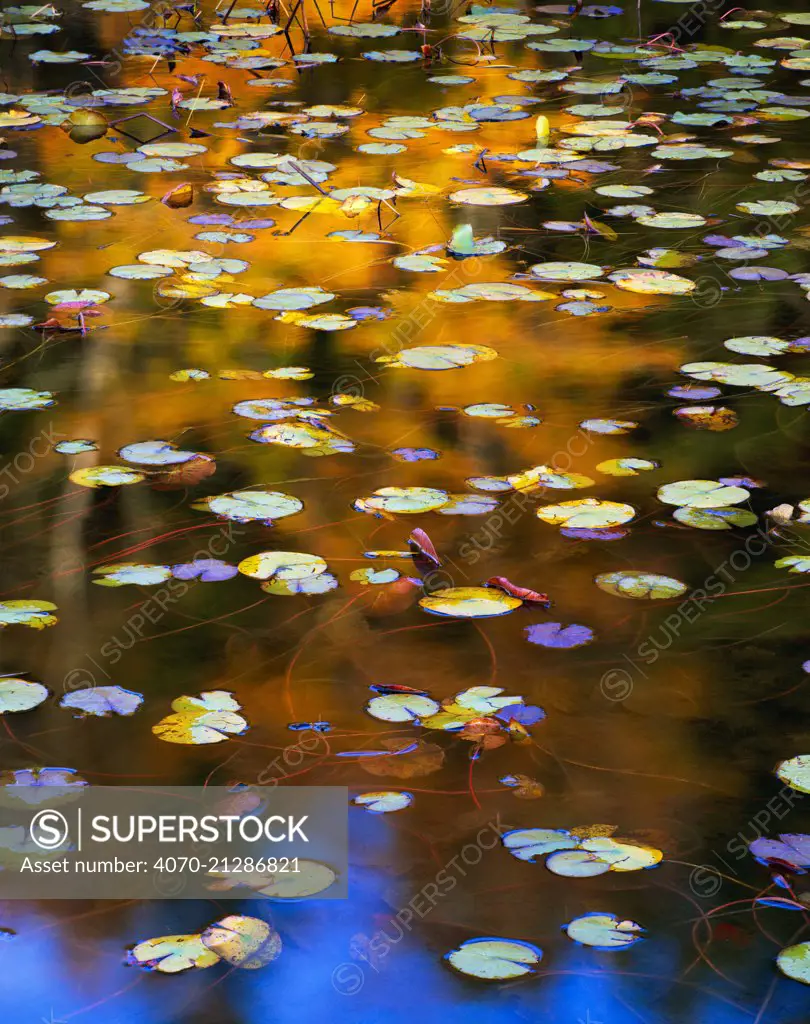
[494,703,546,725]
[729,266,789,281]
[171,558,238,582]
[749,834,810,872]
[392,447,440,462]
[348,306,391,321]
[188,213,235,226]
[719,475,765,488]
[668,385,721,400]
[525,622,595,649]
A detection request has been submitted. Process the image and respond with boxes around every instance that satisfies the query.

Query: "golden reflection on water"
[2,1,810,1020]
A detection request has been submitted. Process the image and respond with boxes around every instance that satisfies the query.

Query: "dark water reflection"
[3,0,810,1020]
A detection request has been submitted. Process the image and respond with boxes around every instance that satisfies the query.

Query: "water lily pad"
[774,557,810,574]
[445,938,543,980]
[530,261,603,281]
[353,791,413,812]
[675,405,739,431]
[366,694,440,723]
[172,560,237,583]
[777,755,810,794]
[723,336,792,357]
[153,691,248,745]
[536,498,635,529]
[673,507,757,530]
[360,487,449,514]
[777,942,810,985]
[449,186,528,206]
[109,264,173,280]
[70,466,145,488]
[436,494,499,516]
[60,686,143,718]
[502,827,579,861]
[0,387,55,411]
[510,466,595,491]
[201,490,303,525]
[200,915,281,969]
[595,571,687,600]
[250,422,354,456]
[83,189,149,206]
[657,480,749,508]
[636,212,706,229]
[261,573,338,596]
[0,235,55,253]
[119,441,199,465]
[377,344,497,370]
[580,418,637,435]
[238,551,327,581]
[0,600,58,629]
[565,913,644,949]
[0,677,49,714]
[128,935,220,974]
[737,200,800,216]
[525,623,595,648]
[596,458,658,476]
[253,286,334,311]
[608,268,695,295]
[419,587,522,618]
[93,564,173,587]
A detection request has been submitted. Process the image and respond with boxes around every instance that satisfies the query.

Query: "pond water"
[2,0,810,1020]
